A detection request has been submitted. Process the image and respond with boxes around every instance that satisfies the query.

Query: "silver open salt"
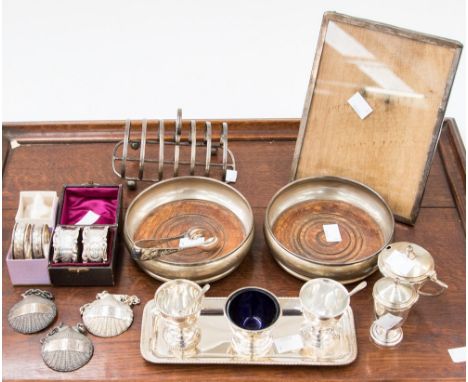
[8,289,57,334]
[80,291,140,337]
[41,323,93,372]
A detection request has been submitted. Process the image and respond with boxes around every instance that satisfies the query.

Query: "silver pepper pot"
[370,277,419,347]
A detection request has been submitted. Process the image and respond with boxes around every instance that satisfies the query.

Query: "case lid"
[290,12,463,224]
[58,184,122,226]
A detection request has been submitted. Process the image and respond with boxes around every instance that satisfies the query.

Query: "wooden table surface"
[2,118,466,381]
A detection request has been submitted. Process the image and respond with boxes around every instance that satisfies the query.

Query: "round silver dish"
[124,177,254,283]
[264,176,394,284]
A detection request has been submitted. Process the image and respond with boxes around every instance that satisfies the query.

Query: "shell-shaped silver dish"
[41,324,93,372]
[81,293,134,337]
[8,294,57,334]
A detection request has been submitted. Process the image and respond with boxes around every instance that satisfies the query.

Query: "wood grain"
[272,200,384,263]
[2,119,299,144]
[438,118,466,231]
[134,199,246,263]
[2,119,465,381]
[292,13,462,224]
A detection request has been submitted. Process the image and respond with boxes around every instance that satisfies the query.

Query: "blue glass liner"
[226,288,280,330]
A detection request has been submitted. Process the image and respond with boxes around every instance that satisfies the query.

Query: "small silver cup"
[153,279,206,357]
[299,278,350,350]
[225,287,281,358]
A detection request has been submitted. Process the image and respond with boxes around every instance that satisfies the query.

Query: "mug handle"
[418,273,448,296]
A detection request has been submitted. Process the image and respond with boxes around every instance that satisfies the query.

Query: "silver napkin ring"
[82,226,109,263]
[12,222,32,259]
[52,226,80,263]
[32,224,50,259]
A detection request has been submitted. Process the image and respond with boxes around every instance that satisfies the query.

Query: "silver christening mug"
[153,279,208,357]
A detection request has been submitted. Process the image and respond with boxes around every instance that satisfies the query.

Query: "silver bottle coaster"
[80,291,140,337]
[8,289,57,334]
[41,323,94,372]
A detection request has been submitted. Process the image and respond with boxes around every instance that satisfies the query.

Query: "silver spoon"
[348,281,367,297]
[198,284,210,301]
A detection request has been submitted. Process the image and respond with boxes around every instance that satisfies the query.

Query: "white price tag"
[448,347,466,363]
[10,139,20,149]
[323,224,342,242]
[179,237,205,249]
[75,210,101,225]
[387,250,415,276]
[347,92,373,120]
[274,334,304,354]
[375,313,403,330]
[225,169,238,183]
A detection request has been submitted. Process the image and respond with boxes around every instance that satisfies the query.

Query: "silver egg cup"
[153,279,206,358]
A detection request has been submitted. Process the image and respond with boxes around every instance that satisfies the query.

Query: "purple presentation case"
[48,184,123,286]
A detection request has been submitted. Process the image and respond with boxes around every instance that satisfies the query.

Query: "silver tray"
[140,297,357,366]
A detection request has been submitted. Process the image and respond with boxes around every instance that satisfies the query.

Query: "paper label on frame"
[323,224,342,242]
[347,92,373,119]
[448,347,466,363]
[75,210,100,225]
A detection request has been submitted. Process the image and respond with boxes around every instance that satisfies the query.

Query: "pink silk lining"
[60,187,119,225]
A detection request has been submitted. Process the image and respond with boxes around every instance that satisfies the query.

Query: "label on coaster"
[323,224,342,242]
[387,250,415,275]
[179,237,205,249]
[375,313,403,330]
[75,210,100,225]
[274,334,304,354]
[347,92,373,120]
[448,347,466,363]
[225,169,238,183]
